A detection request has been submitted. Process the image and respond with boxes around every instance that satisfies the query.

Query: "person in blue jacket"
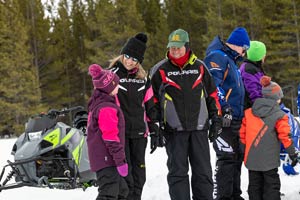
[204,27,250,200]
[239,40,300,176]
[280,103,300,175]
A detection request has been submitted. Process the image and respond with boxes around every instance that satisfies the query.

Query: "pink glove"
[117,163,128,177]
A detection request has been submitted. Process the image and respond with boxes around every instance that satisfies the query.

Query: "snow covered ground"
[0,137,299,200]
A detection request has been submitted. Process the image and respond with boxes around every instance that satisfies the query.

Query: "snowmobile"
[0,106,96,192]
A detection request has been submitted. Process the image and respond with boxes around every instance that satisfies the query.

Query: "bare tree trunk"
[29,0,40,83]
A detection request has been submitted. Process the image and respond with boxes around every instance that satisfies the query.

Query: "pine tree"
[257,0,300,112]
[164,0,209,57]
[16,0,51,82]
[136,0,169,69]
[69,0,89,107]
[203,0,253,51]
[84,0,145,67]
[0,0,41,134]
[41,0,75,109]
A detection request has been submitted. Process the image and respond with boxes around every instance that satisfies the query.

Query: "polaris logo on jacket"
[119,78,145,84]
[167,69,199,76]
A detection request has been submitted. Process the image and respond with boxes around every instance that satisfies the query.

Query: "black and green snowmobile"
[0,106,96,192]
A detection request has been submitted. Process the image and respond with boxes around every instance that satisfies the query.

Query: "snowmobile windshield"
[25,115,56,133]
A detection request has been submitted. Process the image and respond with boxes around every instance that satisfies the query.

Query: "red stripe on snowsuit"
[192,65,204,89]
[159,69,182,90]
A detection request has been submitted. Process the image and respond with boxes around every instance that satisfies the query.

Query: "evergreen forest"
[0,0,299,135]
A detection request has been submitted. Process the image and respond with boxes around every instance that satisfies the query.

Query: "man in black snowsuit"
[150,28,222,200]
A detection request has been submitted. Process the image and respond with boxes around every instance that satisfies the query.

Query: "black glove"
[222,106,232,127]
[158,131,166,147]
[288,151,300,167]
[150,133,159,154]
[149,122,162,154]
[209,116,222,143]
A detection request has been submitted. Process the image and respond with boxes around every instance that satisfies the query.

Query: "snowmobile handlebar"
[47,106,84,119]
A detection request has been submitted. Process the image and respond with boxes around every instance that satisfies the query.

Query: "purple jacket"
[87,90,126,172]
[240,60,265,109]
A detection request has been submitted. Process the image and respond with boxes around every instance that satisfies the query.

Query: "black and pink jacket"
[110,61,158,138]
[87,90,126,172]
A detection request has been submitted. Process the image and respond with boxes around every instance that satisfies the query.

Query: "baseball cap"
[167,29,189,48]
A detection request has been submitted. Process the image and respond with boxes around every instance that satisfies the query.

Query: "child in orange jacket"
[240,76,299,200]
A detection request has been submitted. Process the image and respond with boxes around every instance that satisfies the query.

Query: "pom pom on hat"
[260,76,272,87]
[226,27,250,49]
[135,32,147,44]
[89,64,102,78]
[120,32,147,64]
[260,76,283,101]
[247,41,267,62]
[88,64,119,94]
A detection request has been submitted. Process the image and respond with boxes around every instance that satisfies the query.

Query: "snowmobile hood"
[252,98,280,118]
[15,122,78,160]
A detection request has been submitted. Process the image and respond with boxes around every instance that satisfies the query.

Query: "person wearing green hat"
[150,29,222,200]
[240,40,267,109]
[241,41,300,179]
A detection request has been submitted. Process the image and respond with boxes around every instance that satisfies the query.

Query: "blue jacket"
[280,103,300,151]
[204,36,245,120]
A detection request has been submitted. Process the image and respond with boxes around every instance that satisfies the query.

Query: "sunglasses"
[124,54,139,63]
[242,45,249,54]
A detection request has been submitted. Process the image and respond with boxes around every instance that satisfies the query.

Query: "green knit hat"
[247,41,266,62]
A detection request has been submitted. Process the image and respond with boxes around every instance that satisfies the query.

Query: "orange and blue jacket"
[240,98,295,171]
